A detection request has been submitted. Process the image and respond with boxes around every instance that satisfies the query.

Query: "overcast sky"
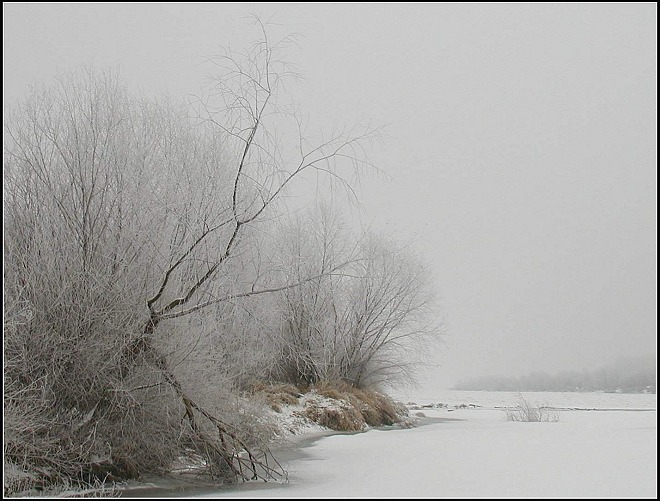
[3,3,656,390]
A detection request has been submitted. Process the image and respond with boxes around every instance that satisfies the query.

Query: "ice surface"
[203,391,656,498]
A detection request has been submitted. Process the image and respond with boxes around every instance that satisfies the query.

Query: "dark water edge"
[117,416,456,498]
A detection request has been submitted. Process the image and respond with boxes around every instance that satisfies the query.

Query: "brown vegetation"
[304,381,407,431]
[249,382,302,412]
[246,380,408,433]
[314,380,403,427]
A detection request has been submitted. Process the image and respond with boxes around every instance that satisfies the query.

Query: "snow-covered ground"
[201,391,656,498]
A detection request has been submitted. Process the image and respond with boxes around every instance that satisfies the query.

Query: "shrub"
[505,394,560,422]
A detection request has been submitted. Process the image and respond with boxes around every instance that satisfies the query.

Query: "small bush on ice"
[506,394,560,422]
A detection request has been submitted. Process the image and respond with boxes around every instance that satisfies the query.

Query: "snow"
[200,391,656,498]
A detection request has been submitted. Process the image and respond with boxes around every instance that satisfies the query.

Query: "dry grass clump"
[249,379,407,432]
[4,462,39,497]
[249,382,303,397]
[304,404,365,432]
[311,380,406,429]
[4,462,120,499]
[248,382,302,412]
[506,394,560,422]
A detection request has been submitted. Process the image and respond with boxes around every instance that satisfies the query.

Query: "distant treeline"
[453,358,656,393]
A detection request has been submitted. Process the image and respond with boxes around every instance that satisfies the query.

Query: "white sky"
[3,3,657,388]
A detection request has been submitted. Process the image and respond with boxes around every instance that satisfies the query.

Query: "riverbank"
[119,414,456,498]
[201,402,657,498]
[20,391,657,498]
[107,382,415,498]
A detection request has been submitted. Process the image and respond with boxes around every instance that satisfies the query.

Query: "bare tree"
[270,205,441,389]
[121,26,376,481]
[269,204,356,384]
[337,233,440,388]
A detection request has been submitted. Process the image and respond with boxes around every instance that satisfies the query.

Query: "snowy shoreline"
[205,407,656,498]
[116,391,657,497]
[119,416,463,498]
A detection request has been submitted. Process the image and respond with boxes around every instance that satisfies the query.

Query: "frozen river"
[126,391,657,498]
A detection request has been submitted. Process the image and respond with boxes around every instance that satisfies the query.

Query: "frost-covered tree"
[4,27,375,486]
[270,205,441,389]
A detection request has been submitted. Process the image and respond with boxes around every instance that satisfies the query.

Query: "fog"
[3,3,656,388]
